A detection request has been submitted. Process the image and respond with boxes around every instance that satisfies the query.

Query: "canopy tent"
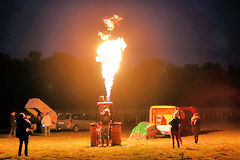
[129,122,160,139]
[25,98,57,128]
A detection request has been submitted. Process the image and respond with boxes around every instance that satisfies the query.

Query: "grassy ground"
[1,124,240,160]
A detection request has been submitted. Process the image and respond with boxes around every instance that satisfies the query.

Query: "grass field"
[1,123,240,160]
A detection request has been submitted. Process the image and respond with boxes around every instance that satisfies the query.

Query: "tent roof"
[25,98,57,123]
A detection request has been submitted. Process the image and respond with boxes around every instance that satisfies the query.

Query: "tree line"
[1,51,240,115]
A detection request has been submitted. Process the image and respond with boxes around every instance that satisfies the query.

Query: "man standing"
[16,113,31,156]
[9,112,17,137]
[99,108,111,146]
[41,112,52,136]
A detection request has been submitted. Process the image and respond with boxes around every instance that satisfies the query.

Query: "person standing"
[191,113,200,144]
[36,113,43,134]
[9,112,17,137]
[16,113,31,156]
[41,112,52,136]
[169,114,181,148]
[173,111,183,145]
[99,108,111,146]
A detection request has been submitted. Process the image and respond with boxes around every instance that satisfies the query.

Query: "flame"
[103,15,123,31]
[96,15,127,98]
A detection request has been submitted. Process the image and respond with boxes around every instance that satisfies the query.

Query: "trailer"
[149,105,196,136]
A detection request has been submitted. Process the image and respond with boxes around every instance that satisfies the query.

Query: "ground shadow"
[200,129,223,135]
[0,134,8,138]
[0,156,14,159]
[179,129,223,137]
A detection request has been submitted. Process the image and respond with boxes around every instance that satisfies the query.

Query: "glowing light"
[96,15,127,98]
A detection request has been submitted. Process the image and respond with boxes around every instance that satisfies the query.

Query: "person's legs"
[171,131,175,148]
[18,139,23,156]
[101,126,106,146]
[9,127,13,137]
[13,127,16,137]
[101,137,104,146]
[106,125,110,146]
[195,135,198,144]
[178,129,182,145]
[97,130,101,144]
[24,138,29,156]
[44,127,47,136]
[176,134,180,148]
[47,126,50,135]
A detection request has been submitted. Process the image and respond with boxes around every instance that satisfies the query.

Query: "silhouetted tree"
[1,51,240,129]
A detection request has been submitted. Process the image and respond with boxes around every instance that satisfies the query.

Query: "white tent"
[25,98,57,129]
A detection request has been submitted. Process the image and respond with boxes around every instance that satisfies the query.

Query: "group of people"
[9,111,53,157]
[169,112,200,148]
[9,109,200,155]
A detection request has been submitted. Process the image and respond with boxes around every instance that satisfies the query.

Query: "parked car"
[56,113,92,131]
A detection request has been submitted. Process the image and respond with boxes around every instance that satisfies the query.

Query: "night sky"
[0,0,239,66]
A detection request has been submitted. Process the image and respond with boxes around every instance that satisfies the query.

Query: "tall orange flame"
[96,15,127,98]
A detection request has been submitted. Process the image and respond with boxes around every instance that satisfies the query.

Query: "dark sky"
[0,0,239,66]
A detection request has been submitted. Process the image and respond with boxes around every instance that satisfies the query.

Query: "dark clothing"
[170,131,180,148]
[169,117,181,148]
[169,117,180,132]
[36,116,42,133]
[16,117,31,139]
[18,138,29,156]
[16,116,31,156]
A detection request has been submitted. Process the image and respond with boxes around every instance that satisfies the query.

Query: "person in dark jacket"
[9,112,17,137]
[169,114,181,148]
[16,113,31,156]
[36,113,43,134]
